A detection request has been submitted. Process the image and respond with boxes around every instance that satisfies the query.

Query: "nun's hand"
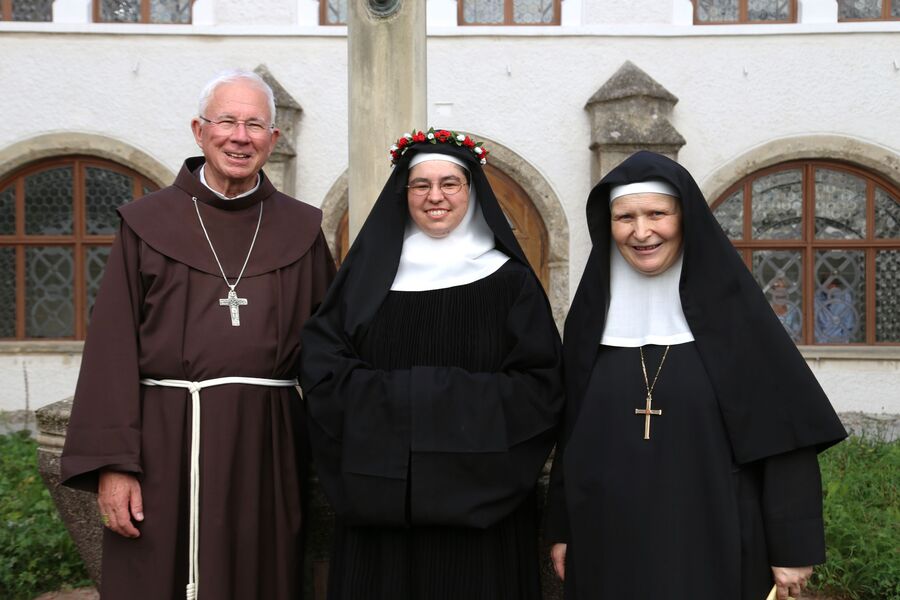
[771,565,812,599]
[550,543,567,581]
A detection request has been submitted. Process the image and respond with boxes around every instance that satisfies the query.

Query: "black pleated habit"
[327,262,543,600]
[300,142,563,600]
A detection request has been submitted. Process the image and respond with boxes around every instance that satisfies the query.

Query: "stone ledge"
[0,341,84,354]
[799,345,900,361]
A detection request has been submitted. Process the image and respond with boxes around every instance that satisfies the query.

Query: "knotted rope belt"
[140,376,298,600]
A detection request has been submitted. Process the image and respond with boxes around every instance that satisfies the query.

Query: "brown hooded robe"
[61,157,335,600]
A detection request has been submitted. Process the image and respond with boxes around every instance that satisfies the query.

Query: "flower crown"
[389,128,490,167]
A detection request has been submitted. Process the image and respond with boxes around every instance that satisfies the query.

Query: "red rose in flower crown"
[388,127,490,167]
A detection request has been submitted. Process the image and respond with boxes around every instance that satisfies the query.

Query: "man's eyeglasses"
[406,181,467,197]
[198,116,274,137]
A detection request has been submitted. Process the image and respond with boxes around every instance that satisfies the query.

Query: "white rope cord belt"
[140,376,298,600]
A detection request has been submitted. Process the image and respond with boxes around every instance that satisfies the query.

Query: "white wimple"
[140,376,298,600]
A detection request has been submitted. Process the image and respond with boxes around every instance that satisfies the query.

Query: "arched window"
[711,161,900,345]
[0,156,158,340]
[335,163,551,290]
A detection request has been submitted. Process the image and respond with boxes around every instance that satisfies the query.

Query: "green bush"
[811,436,900,600]
[0,430,91,600]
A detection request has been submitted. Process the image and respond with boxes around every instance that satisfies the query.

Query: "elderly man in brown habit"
[61,69,335,600]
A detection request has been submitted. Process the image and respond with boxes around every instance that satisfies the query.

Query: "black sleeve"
[301,270,563,528]
[543,443,570,543]
[762,446,826,567]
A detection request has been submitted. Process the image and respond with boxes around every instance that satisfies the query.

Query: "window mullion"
[15,245,24,339]
[74,160,86,339]
[803,164,815,344]
[866,248,876,343]
[505,0,513,25]
[142,0,151,23]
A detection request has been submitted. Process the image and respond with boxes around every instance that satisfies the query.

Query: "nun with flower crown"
[300,129,563,600]
[544,151,846,600]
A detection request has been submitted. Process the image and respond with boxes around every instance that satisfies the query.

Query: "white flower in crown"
[480,158,487,165]
[457,134,465,141]
[474,147,483,155]
[390,144,398,151]
[427,132,434,140]
[402,133,411,139]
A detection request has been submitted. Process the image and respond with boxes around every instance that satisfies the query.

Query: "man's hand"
[771,565,813,599]
[98,471,144,538]
[550,543,567,581]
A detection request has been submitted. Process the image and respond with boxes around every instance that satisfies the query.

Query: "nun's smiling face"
[407,161,470,238]
[611,193,683,276]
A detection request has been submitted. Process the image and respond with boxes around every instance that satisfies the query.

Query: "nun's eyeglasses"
[406,181,467,197]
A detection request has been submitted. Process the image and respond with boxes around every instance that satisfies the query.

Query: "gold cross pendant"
[634,393,662,440]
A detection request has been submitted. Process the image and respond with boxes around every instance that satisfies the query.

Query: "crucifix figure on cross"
[635,394,662,440]
[219,289,248,326]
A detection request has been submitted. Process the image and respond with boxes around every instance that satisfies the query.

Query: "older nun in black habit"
[544,151,846,600]
[300,129,563,600]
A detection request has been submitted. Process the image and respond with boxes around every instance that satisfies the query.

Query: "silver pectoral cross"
[219,289,248,326]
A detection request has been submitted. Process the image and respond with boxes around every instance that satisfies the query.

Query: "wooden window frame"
[1,0,53,21]
[458,0,562,26]
[0,156,157,341]
[319,0,345,26]
[837,0,900,21]
[92,0,194,24]
[711,160,900,346]
[692,0,798,24]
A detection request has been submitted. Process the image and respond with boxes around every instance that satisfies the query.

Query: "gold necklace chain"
[640,345,670,398]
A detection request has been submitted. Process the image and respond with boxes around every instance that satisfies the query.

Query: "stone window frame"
[92,0,194,24]
[837,0,900,21]
[710,159,900,346]
[0,0,52,21]
[692,0,798,24]
[0,155,158,341]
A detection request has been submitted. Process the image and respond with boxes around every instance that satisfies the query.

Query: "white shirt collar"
[199,164,261,200]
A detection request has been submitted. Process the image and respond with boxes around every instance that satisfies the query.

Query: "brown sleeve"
[60,221,144,492]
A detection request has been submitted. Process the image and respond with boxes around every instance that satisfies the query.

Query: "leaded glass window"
[694,0,796,23]
[712,161,900,344]
[94,0,192,23]
[0,0,53,21]
[460,0,560,25]
[838,0,900,19]
[0,157,158,340]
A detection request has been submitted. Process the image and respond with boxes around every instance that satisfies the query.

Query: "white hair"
[197,69,277,124]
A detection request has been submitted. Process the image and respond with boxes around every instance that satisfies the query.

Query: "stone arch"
[318,134,570,327]
[0,133,175,188]
[701,135,900,205]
